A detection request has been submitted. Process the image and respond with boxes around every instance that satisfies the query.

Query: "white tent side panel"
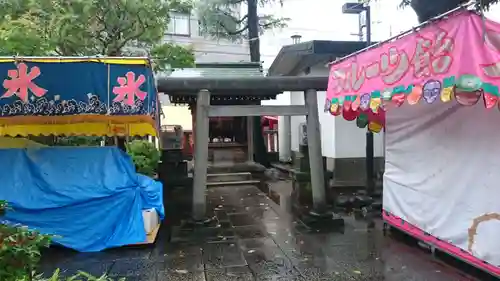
[383,101,500,267]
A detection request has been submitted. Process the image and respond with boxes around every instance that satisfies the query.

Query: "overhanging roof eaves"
[267,40,376,76]
[157,76,328,94]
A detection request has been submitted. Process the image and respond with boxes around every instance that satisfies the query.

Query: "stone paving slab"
[39,185,491,280]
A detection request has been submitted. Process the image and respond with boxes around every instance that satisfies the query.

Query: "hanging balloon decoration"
[342,106,359,121]
[359,93,371,111]
[484,92,498,109]
[422,80,442,104]
[454,74,483,106]
[369,97,381,113]
[381,89,392,111]
[329,101,341,116]
[407,85,423,105]
[351,95,360,111]
[391,92,405,107]
[440,86,454,102]
[368,121,383,133]
[356,113,369,128]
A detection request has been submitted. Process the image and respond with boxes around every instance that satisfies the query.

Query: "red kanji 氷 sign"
[113,71,147,106]
[2,63,47,102]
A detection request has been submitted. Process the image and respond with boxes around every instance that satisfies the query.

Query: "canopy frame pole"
[2,56,150,60]
[328,0,477,66]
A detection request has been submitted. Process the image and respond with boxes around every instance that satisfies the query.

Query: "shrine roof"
[157,75,328,95]
[267,40,375,76]
[156,62,263,81]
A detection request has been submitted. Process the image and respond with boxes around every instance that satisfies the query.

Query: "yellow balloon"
[370,98,381,113]
[368,122,383,133]
[330,103,339,115]
[441,87,454,102]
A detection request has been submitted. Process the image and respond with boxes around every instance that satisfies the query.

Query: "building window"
[167,13,191,36]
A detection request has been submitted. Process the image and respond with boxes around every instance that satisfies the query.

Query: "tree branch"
[216,8,248,24]
[259,19,281,28]
[219,22,248,35]
[237,14,248,24]
[113,9,149,54]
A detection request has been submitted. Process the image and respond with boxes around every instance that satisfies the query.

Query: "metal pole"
[304,89,327,211]
[3,56,150,60]
[365,5,375,196]
[192,89,210,221]
[329,0,475,66]
[247,117,254,162]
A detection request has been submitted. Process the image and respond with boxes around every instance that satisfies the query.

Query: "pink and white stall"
[325,8,500,277]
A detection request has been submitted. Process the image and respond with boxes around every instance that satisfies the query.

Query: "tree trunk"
[410,0,468,22]
[247,0,270,167]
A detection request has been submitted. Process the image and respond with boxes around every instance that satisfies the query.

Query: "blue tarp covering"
[0,146,164,252]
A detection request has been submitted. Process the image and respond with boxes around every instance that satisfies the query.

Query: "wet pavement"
[39,185,493,280]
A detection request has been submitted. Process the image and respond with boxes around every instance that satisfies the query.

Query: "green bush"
[37,269,125,281]
[126,140,161,177]
[0,200,123,281]
[0,200,52,281]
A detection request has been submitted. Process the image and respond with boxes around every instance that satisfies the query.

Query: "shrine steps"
[206,172,260,187]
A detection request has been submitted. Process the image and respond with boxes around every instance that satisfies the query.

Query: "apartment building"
[164,11,250,63]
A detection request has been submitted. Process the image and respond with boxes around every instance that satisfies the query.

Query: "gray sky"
[259,0,500,69]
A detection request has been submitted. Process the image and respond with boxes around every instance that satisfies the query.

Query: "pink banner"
[326,11,500,116]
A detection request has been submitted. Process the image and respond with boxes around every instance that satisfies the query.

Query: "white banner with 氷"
[383,101,500,266]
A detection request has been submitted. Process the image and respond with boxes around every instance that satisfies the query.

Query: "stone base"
[333,157,385,183]
[185,216,216,228]
[300,209,345,230]
[335,193,374,211]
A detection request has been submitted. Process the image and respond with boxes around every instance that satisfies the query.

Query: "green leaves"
[197,0,289,41]
[126,140,161,177]
[150,43,195,72]
[0,201,123,280]
[0,201,53,281]
[54,137,102,146]
[0,0,195,70]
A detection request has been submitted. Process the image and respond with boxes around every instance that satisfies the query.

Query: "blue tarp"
[0,146,164,252]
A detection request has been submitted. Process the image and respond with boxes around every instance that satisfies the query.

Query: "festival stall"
[325,8,500,277]
[0,57,163,252]
[0,57,159,136]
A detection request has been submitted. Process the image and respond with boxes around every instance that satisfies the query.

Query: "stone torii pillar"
[192,89,210,221]
[304,89,326,211]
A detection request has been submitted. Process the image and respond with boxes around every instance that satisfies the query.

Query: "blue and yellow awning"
[0,57,159,137]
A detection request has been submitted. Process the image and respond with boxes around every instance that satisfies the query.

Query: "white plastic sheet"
[384,101,500,266]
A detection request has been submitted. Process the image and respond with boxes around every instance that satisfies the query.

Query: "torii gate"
[157,76,333,222]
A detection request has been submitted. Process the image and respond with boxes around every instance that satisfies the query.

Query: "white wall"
[160,105,192,131]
